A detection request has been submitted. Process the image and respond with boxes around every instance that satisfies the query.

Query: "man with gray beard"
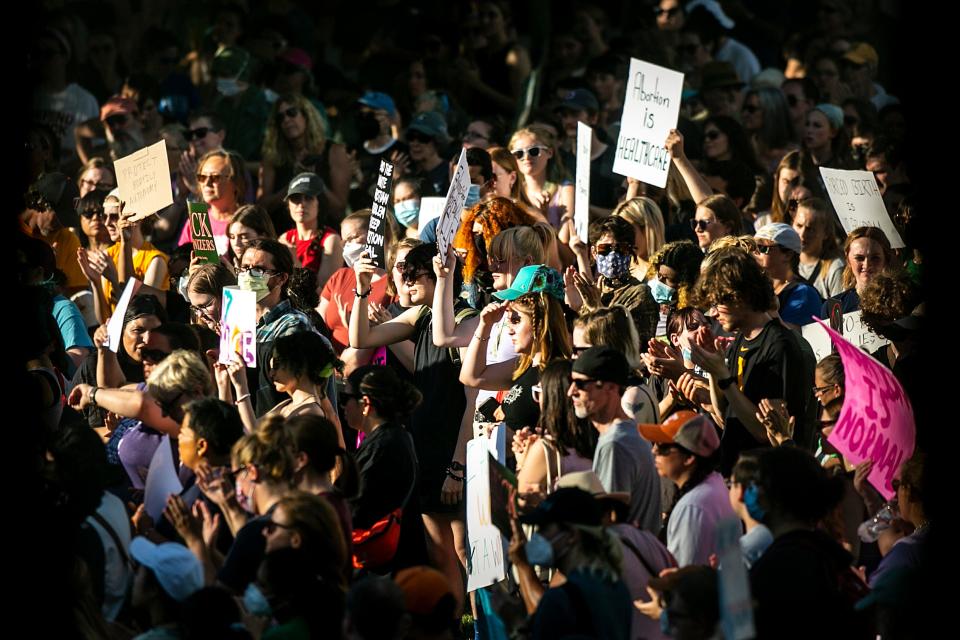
[100,96,146,162]
[568,346,661,533]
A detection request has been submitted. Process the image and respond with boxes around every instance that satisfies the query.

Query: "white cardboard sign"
[106,278,142,352]
[436,148,471,258]
[575,122,592,243]
[114,139,175,220]
[466,425,508,592]
[819,167,905,248]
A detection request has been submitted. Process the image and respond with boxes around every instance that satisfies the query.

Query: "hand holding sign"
[114,139,174,220]
[437,149,471,258]
[365,160,394,268]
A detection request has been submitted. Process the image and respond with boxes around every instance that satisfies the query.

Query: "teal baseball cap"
[493,265,564,302]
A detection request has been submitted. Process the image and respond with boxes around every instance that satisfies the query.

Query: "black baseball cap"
[572,346,630,387]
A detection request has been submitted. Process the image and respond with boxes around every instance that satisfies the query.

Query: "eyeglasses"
[690,219,713,231]
[238,265,280,278]
[197,173,231,185]
[186,126,211,141]
[407,131,434,144]
[276,106,301,122]
[703,130,721,141]
[463,130,490,142]
[393,260,406,273]
[263,520,295,535]
[595,242,632,256]
[570,377,602,390]
[814,384,836,397]
[511,146,547,160]
[401,270,430,285]
[190,297,217,317]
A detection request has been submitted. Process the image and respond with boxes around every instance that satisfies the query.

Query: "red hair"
[453,196,535,282]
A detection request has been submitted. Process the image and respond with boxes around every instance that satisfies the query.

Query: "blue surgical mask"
[524,532,555,567]
[744,483,767,522]
[464,184,482,208]
[596,251,631,279]
[681,347,692,362]
[660,609,672,635]
[648,277,677,305]
[394,199,420,227]
[216,78,244,97]
[243,583,272,617]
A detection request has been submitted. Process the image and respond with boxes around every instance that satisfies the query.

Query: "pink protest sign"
[819,319,914,500]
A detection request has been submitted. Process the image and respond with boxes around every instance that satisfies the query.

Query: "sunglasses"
[654,7,680,17]
[690,219,713,231]
[79,209,106,219]
[594,242,632,256]
[186,126,211,141]
[338,390,361,407]
[703,130,721,141]
[263,520,295,535]
[287,193,317,205]
[653,443,682,457]
[570,377,602,390]
[407,131,434,144]
[813,384,836,397]
[141,348,171,363]
[511,145,547,160]
[401,270,430,285]
[276,106,301,122]
[197,173,231,185]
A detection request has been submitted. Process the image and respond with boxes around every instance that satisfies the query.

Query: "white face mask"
[342,242,366,267]
[216,77,243,97]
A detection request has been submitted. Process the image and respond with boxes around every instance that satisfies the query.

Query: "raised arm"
[432,247,480,348]
[348,253,417,348]
[665,129,713,205]
[459,301,518,390]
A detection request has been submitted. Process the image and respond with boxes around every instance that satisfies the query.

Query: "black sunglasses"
[654,7,680,17]
[407,131,434,144]
[276,106,301,122]
[105,114,128,128]
[186,126,210,141]
[594,242,632,256]
[690,219,712,231]
[401,270,431,285]
[141,348,171,363]
[570,377,602,390]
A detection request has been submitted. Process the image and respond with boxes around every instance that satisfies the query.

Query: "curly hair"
[261,94,327,169]
[858,271,918,336]
[648,240,704,309]
[509,292,572,379]
[453,196,535,283]
[692,245,775,313]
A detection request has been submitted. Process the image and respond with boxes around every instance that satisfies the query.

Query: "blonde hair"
[510,292,571,379]
[509,125,570,184]
[262,94,327,168]
[197,149,247,206]
[232,414,297,485]
[488,146,538,210]
[146,349,212,399]
[574,306,643,370]
[705,235,758,268]
[489,225,548,265]
[612,197,666,261]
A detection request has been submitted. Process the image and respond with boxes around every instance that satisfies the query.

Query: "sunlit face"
[341,381,365,431]
[753,239,787,275]
[198,155,237,209]
[177,415,201,471]
[692,205,730,249]
[777,167,800,204]
[79,208,109,243]
[228,222,261,258]
[392,246,413,306]
[400,267,433,305]
[804,110,836,152]
[567,371,607,419]
[657,0,684,30]
[268,356,295,394]
[122,315,161,362]
[188,289,220,331]
[489,249,528,291]
[188,117,224,157]
[712,301,747,332]
[669,312,707,352]
[276,101,306,140]
[652,443,688,481]
[505,304,534,354]
[792,208,822,255]
[657,264,680,290]
[393,181,418,206]
[571,325,590,359]
[491,162,516,198]
[104,199,121,242]
[847,237,885,289]
[510,133,551,179]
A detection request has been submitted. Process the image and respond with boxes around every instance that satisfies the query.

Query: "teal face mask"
[648,277,677,305]
[464,184,481,208]
[393,199,420,227]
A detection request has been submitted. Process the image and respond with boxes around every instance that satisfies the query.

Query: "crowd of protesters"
[23,1,935,638]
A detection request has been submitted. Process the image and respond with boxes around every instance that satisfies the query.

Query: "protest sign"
[365,160,394,268]
[188,202,220,263]
[574,122,592,243]
[218,286,257,367]
[106,278,142,351]
[114,139,174,220]
[417,197,445,231]
[819,167,905,248]
[488,453,517,539]
[144,436,183,521]
[820,320,914,500]
[613,58,684,187]
[436,148,471,258]
[466,425,508,591]
[717,518,756,640]
[801,310,889,361]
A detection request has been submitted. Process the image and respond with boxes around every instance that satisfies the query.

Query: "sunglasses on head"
[511,145,547,160]
[186,126,211,141]
[277,106,301,122]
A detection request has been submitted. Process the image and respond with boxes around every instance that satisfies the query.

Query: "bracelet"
[445,470,465,482]
[354,288,371,299]
[235,393,251,405]
[89,386,99,406]
[473,333,490,342]
[448,461,466,472]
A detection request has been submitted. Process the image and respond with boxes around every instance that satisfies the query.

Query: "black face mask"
[357,112,380,140]
[473,232,488,266]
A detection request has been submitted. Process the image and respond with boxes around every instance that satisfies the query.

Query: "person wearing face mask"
[318,210,394,355]
[278,173,343,288]
[512,487,632,640]
[342,365,428,573]
[236,239,317,416]
[211,46,269,162]
[647,240,704,338]
[392,176,423,239]
[566,216,660,341]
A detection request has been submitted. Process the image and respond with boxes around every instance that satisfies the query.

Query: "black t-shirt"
[416,160,451,197]
[821,288,860,319]
[217,503,277,593]
[721,320,815,475]
[501,366,540,431]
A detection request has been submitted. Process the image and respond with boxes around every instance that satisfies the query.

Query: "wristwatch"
[89,386,100,407]
[717,375,737,390]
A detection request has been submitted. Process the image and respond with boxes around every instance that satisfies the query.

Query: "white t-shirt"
[667,471,737,567]
[33,83,100,163]
[475,315,518,408]
[86,491,133,620]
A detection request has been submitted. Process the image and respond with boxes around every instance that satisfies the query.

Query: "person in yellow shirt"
[23,173,87,296]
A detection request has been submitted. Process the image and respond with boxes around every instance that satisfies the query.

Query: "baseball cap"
[285,172,324,199]
[843,43,879,67]
[393,566,454,617]
[130,537,203,602]
[755,222,802,254]
[638,410,720,457]
[572,346,630,387]
[519,487,603,527]
[407,111,450,144]
[493,265,564,302]
[358,91,397,117]
[556,88,600,114]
